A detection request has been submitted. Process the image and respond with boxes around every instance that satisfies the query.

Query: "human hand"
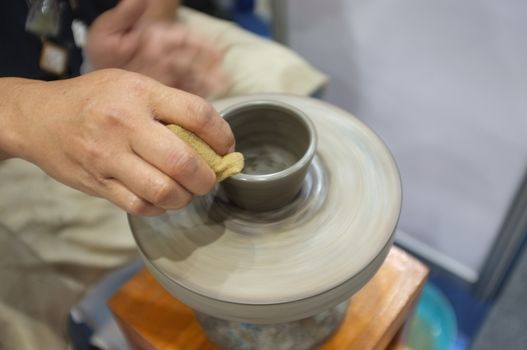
[85,0,228,97]
[3,69,234,215]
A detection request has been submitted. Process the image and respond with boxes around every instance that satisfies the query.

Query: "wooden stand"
[109,247,428,350]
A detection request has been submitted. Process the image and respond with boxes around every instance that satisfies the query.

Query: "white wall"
[284,0,527,281]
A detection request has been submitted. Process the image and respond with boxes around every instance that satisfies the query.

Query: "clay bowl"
[221,100,317,212]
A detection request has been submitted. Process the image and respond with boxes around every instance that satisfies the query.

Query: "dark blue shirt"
[0,0,117,80]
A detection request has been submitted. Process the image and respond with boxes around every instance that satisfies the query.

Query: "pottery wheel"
[129,94,401,324]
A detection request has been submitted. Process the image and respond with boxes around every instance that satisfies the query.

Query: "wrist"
[0,78,49,161]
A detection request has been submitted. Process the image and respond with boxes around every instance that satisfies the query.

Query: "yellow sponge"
[167,124,244,182]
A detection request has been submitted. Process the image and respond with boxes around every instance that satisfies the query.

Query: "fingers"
[100,178,165,216]
[148,84,235,155]
[129,120,218,195]
[168,43,201,86]
[155,25,227,97]
[107,152,194,210]
[169,29,227,96]
[193,40,229,96]
[184,33,224,74]
[102,0,147,33]
[180,63,229,98]
[169,45,217,96]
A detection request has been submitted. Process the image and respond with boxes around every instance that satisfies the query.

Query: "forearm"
[0,78,46,161]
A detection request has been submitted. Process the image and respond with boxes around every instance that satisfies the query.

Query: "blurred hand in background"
[85,0,228,98]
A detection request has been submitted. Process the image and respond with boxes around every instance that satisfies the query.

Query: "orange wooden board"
[109,247,428,350]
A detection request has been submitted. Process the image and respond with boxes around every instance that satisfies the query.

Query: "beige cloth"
[177,8,327,97]
[0,7,327,350]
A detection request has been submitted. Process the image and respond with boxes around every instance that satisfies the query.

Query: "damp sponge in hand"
[166,124,244,182]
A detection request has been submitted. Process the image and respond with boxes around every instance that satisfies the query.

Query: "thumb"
[100,0,147,33]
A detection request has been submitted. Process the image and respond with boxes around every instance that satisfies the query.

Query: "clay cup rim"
[221,100,318,184]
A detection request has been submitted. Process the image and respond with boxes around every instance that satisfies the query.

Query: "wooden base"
[109,247,428,350]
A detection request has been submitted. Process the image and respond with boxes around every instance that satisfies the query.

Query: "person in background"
[0,0,233,216]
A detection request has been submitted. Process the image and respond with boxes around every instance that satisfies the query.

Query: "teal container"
[405,284,458,350]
